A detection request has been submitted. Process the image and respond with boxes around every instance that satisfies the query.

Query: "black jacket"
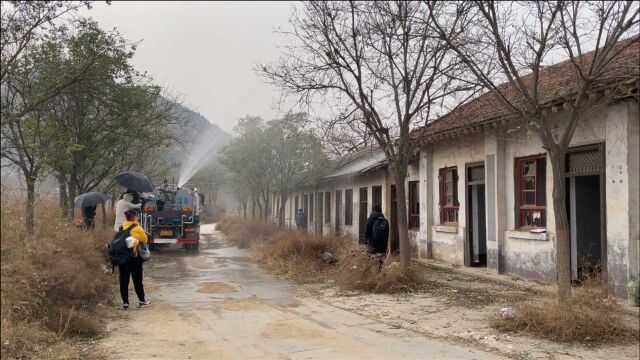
[365,211,388,253]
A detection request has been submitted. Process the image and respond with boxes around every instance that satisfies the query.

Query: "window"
[294,195,299,213]
[439,167,459,224]
[408,181,420,229]
[309,193,314,221]
[324,191,331,223]
[345,189,353,225]
[517,156,546,228]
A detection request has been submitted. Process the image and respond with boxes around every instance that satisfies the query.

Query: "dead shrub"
[1,196,115,359]
[218,216,428,293]
[491,274,638,344]
[217,216,278,248]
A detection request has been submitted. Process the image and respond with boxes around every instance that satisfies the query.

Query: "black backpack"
[108,223,137,270]
[371,216,389,251]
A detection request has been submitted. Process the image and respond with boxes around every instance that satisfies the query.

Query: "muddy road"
[100,224,501,360]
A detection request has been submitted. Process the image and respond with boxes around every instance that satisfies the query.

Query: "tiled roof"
[321,147,387,179]
[412,36,640,142]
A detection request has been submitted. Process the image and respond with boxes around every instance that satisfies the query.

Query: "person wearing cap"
[113,192,141,232]
[118,208,150,309]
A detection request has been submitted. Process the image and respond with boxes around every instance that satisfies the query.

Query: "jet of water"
[177,126,226,187]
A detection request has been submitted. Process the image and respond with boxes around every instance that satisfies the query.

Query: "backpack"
[108,223,137,270]
[371,216,389,252]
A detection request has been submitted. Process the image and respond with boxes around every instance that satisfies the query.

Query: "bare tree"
[428,0,639,299]
[259,1,470,270]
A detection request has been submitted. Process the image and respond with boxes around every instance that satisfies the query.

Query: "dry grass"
[492,275,638,344]
[217,216,278,248]
[1,195,115,359]
[218,216,428,293]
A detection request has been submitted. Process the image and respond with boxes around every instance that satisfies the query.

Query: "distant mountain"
[162,101,233,183]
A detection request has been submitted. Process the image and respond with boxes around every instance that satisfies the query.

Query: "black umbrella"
[74,192,111,208]
[114,171,155,192]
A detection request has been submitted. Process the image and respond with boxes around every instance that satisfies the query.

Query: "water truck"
[139,183,204,251]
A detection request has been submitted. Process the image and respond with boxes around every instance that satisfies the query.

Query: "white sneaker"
[138,301,151,308]
[123,303,130,310]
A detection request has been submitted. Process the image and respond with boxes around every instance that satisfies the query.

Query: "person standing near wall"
[295,208,307,230]
[365,204,389,266]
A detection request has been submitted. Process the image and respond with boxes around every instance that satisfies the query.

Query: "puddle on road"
[197,282,237,294]
[214,297,273,312]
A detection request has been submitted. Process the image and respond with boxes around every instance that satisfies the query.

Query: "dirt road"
[100,223,502,360]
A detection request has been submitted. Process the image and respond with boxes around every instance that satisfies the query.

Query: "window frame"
[408,180,420,229]
[439,167,459,225]
[516,155,546,229]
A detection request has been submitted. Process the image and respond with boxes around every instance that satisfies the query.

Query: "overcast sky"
[82,1,295,133]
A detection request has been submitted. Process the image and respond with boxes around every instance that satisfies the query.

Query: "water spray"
[177,126,226,187]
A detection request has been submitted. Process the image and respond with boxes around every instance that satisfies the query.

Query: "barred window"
[408,181,420,229]
[345,189,353,225]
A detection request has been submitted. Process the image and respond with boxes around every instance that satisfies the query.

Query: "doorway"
[466,163,487,267]
[372,186,382,208]
[359,187,368,243]
[335,190,342,236]
[566,145,605,282]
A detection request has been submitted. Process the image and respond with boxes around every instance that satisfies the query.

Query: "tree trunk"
[68,177,77,219]
[101,202,107,226]
[392,170,411,271]
[251,199,257,219]
[56,172,68,216]
[25,175,36,234]
[549,149,572,300]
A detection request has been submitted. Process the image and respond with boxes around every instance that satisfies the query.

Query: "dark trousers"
[118,259,145,304]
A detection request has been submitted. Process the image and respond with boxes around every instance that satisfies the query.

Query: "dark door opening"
[466,164,486,267]
[566,145,605,283]
[567,175,602,281]
[358,187,368,243]
[390,185,399,253]
[372,186,382,208]
[335,190,342,236]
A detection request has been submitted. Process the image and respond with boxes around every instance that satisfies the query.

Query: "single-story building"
[271,37,639,297]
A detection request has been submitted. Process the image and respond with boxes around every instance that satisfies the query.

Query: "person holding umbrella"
[74,192,111,229]
[83,205,97,229]
[114,193,141,232]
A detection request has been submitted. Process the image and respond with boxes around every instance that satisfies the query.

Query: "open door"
[566,145,605,282]
[466,163,487,267]
[358,187,368,243]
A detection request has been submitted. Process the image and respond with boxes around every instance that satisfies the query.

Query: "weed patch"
[491,276,637,344]
[1,197,115,359]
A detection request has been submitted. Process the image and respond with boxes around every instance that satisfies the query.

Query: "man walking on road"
[295,209,307,230]
[365,204,389,265]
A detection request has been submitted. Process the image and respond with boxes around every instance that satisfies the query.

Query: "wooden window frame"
[344,189,353,225]
[408,181,420,229]
[516,155,546,229]
[439,167,459,225]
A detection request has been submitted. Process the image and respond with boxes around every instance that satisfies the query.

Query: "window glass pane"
[523,176,535,190]
[523,210,532,226]
[445,182,453,195]
[532,211,542,227]
[445,171,452,182]
[523,161,536,176]
[524,191,536,205]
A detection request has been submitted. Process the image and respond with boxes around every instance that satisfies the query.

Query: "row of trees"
[258,1,639,299]
[1,2,184,231]
[220,113,328,227]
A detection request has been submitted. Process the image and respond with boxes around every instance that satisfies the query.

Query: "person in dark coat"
[365,204,388,255]
[83,205,97,229]
[295,209,307,230]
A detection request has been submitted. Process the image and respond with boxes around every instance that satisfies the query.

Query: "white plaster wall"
[429,135,485,265]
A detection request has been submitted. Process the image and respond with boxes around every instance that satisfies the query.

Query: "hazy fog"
[82,1,295,133]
